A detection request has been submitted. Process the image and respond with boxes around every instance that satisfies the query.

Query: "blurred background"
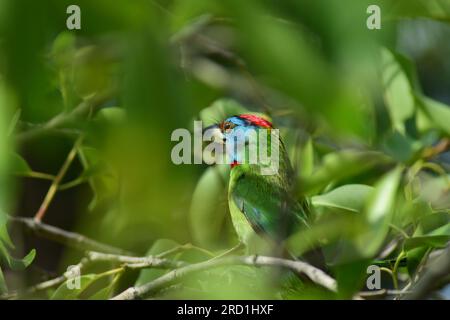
[0,0,449,299]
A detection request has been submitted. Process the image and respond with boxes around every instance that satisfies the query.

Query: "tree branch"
[8,216,130,255]
[85,251,187,270]
[404,244,450,300]
[15,91,113,144]
[111,255,337,300]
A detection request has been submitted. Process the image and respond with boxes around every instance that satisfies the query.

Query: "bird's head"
[204,114,273,168]
[205,114,272,143]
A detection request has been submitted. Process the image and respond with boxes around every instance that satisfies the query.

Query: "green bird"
[206,114,310,255]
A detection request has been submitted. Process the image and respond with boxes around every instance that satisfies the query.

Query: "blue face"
[221,116,261,164]
[221,116,258,139]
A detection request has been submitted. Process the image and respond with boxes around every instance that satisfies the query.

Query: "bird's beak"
[203,124,225,144]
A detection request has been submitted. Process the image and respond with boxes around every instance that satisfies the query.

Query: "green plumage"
[227,134,309,248]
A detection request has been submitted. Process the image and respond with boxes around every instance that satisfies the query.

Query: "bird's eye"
[223,122,234,131]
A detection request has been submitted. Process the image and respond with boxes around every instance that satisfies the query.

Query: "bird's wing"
[230,172,308,241]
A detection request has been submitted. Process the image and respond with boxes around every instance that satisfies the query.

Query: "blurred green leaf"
[135,239,180,286]
[9,153,32,175]
[77,146,119,210]
[51,274,98,300]
[382,131,422,163]
[189,165,230,248]
[199,99,248,127]
[96,107,126,125]
[299,138,314,177]
[356,167,403,258]
[8,249,36,270]
[73,45,116,100]
[415,212,450,235]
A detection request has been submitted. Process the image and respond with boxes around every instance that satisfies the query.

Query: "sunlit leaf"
[404,235,450,250]
[312,184,374,214]
[418,96,450,136]
[381,48,416,133]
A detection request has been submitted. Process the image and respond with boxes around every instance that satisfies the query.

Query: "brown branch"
[111,255,337,300]
[8,216,130,255]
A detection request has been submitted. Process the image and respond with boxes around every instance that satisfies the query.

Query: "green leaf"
[0,266,6,294]
[9,153,32,175]
[312,184,374,214]
[382,48,416,133]
[418,96,450,136]
[51,274,98,300]
[9,249,36,270]
[303,150,391,194]
[407,246,428,276]
[404,235,450,250]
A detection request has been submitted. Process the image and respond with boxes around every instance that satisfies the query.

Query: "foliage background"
[0,0,449,299]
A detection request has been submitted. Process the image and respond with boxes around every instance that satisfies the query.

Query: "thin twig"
[34,137,83,222]
[111,255,337,300]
